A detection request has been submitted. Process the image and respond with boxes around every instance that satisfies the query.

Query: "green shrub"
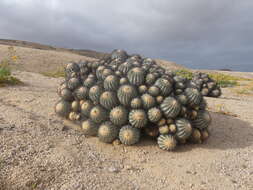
[174,69,193,80]
[0,51,22,87]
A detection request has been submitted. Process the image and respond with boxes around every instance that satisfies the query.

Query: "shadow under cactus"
[135,112,253,152]
[173,112,253,152]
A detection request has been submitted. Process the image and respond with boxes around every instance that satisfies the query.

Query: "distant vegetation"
[41,66,65,78]
[232,81,253,95]
[174,69,251,88]
[174,69,193,80]
[0,46,22,87]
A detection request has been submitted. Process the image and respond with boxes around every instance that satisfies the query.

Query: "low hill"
[0,39,183,74]
[0,39,108,59]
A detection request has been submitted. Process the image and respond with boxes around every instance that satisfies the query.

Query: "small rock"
[124,165,133,170]
[108,166,120,173]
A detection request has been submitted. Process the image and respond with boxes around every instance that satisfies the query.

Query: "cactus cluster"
[55,49,212,151]
[189,72,222,97]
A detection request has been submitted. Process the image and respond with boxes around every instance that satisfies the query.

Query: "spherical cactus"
[127,67,145,85]
[129,109,148,128]
[74,86,88,100]
[160,97,181,118]
[177,94,188,105]
[145,73,157,86]
[96,65,106,80]
[132,61,141,67]
[175,82,185,89]
[118,62,133,75]
[67,77,81,90]
[141,94,156,109]
[148,86,160,97]
[119,125,140,145]
[98,122,118,143]
[201,88,209,96]
[89,85,103,103]
[156,96,164,104]
[159,125,170,135]
[57,81,67,95]
[169,124,177,133]
[192,110,211,130]
[185,88,202,106]
[157,135,177,151]
[55,100,71,118]
[99,91,118,110]
[109,106,128,126]
[71,100,80,112]
[83,77,96,88]
[104,75,119,91]
[68,112,80,121]
[65,62,80,74]
[60,88,74,101]
[80,100,94,117]
[111,49,128,60]
[201,129,210,141]
[130,97,142,109]
[148,107,162,123]
[138,85,148,94]
[115,70,122,77]
[119,77,129,85]
[117,84,138,106]
[158,118,167,126]
[90,105,108,124]
[207,82,216,90]
[189,128,202,144]
[210,89,221,97]
[102,68,113,80]
[82,119,98,136]
[155,78,173,96]
[175,118,192,140]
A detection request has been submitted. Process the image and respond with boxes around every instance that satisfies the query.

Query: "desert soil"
[0,44,183,74]
[0,71,252,190]
[0,44,96,74]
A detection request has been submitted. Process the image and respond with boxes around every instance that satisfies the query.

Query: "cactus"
[55,49,214,151]
[119,125,140,145]
[157,135,177,151]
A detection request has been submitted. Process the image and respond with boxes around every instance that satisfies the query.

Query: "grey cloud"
[0,0,253,71]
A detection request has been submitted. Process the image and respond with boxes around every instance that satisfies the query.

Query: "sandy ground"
[0,44,184,75]
[0,45,96,73]
[0,71,252,190]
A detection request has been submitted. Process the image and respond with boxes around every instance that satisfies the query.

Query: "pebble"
[108,166,120,173]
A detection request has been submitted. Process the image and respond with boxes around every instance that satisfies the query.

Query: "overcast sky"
[0,0,252,71]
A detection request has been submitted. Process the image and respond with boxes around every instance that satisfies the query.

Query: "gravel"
[0,71,252,190]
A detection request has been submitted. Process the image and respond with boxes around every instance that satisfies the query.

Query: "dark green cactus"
[160,97,181,118]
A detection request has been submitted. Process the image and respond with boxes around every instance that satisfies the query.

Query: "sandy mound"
[0,71,252,190]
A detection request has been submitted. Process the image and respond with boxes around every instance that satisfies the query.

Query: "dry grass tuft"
[41,66,65,78]
[0,46,23,87]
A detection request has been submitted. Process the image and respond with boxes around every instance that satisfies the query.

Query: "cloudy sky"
[0,0,252,71]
